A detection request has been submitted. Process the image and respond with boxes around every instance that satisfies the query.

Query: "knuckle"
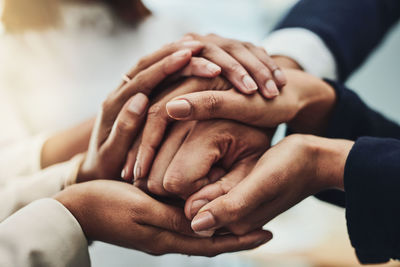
[203,93,223,116]
[115,117,136,135]
[163,172,184,194]
[243,42,254,48]
[169,213,185,232]
[222,41,243,52]
[221,197,245,222]
[132,73,150,93]
[147,180,164,195]
[227,62,246,75]
[256,68,272,80]
[147,103,163,117]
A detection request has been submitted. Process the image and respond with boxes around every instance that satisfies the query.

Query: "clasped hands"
[55,34,353,256]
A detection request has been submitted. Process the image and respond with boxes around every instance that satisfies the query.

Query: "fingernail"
[265,80,279,96]
[133,160,141,181]
[191,199,209,218]
[253,237,270,247]
[166,99,192,119]
[121,169,126,179]
[206,63,221,75]
[194,230,215,237]
[242,75,258,92]
[128,93,148,115]
[182,41,202,49]
[172,49,191,58]
[191,211,216,232]
[273,69,286,85]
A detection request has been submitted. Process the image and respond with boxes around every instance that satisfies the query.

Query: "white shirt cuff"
[0,198,90,267]
[263,28,338,80]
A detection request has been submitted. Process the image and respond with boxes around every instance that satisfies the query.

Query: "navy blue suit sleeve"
[344,137,400,263]
[324,80,400,140]
[314,81,400,263]
[274,0,400,81]
[300,80,400,208]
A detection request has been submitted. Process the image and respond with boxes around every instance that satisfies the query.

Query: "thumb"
[166,89,262,122]
[190,163,268,234]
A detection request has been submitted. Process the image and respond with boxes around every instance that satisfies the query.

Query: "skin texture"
[189,134,354,236]
[76,40,222,182]
[183,33,287,97]
[132,33,287,181]
[54,180,273,256]
[165,69,336,135]
[142,120,272,200]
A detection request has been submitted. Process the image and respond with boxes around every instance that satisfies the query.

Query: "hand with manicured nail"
[188,134,354,236]
[166,69,336,135]
[77,41,222,182]
[182,33,287,98]
[122,76,234,182]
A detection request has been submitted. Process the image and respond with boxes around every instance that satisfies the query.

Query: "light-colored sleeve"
[0,198,90,267]
[0,154,84,222]
[262,28,338,80]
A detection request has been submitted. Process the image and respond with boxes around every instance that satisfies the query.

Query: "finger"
[136,196,195,236]
[121,138,140,182]
[100,93,148,177]
[185,161,255,220]
[190,161,272,233]
[161,133,222,197]
[244,44,287,88]
[166,89,282,128]
[164,57,221,86]
[147,122,193,196]
[120,40,204,87]
[227,197,288,236]
[221,42,280,98]
[201,44,258,94]
[100,49,194,143]
[180,57,221,77]
[153,228,272,256]
[134,77,231,181]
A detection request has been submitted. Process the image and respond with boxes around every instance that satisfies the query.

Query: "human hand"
[139,120,272,212]
[77,40,222,182]
[182,33,286,98]
[54,180,273,256]
[166,69,336,135]
[188,134,354,236]
[122,76,233,182]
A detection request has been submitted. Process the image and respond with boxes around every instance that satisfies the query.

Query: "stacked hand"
[54,33,350,257]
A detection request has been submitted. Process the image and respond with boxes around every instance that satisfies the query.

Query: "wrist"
[308,137,354,191]
[288,74,336,135]
[54,185,90,238]
[272,56,302,70]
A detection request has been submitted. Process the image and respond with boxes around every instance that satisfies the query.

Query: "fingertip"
[273,69,287,87]
[242,75,258,93]
[244,229,273,249]
[166,99,192,119]
[206,63,221,76]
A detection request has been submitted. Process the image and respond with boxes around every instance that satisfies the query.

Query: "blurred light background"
[0,0,399,266]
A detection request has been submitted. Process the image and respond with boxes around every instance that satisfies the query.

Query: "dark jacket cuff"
[344,136,400,264]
